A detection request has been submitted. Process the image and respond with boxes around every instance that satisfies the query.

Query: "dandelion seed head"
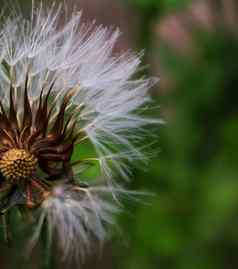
[0,0,161,262]
[0,2,161,179]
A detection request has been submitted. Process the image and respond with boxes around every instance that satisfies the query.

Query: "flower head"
[0,1,161,261]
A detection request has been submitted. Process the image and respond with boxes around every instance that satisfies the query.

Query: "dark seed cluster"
[0,149,37,182]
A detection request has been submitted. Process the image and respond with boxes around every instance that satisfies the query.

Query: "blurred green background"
[1,0,238,268]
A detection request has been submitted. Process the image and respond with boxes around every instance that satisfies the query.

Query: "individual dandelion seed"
[0,0,161,262]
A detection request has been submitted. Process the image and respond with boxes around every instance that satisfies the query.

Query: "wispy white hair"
[28,184,123,261]
[0,1,162,182]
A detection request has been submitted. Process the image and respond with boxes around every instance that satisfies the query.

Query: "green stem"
[41,224,54,269]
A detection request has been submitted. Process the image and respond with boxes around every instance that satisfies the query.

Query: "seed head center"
[0,149,37,182]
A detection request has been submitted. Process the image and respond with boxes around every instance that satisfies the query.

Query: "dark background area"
[1,0,238,268]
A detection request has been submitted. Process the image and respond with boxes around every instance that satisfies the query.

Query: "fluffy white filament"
[29,185,122,261]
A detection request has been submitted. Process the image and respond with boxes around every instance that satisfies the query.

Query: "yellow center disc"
[0,149,37,182]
